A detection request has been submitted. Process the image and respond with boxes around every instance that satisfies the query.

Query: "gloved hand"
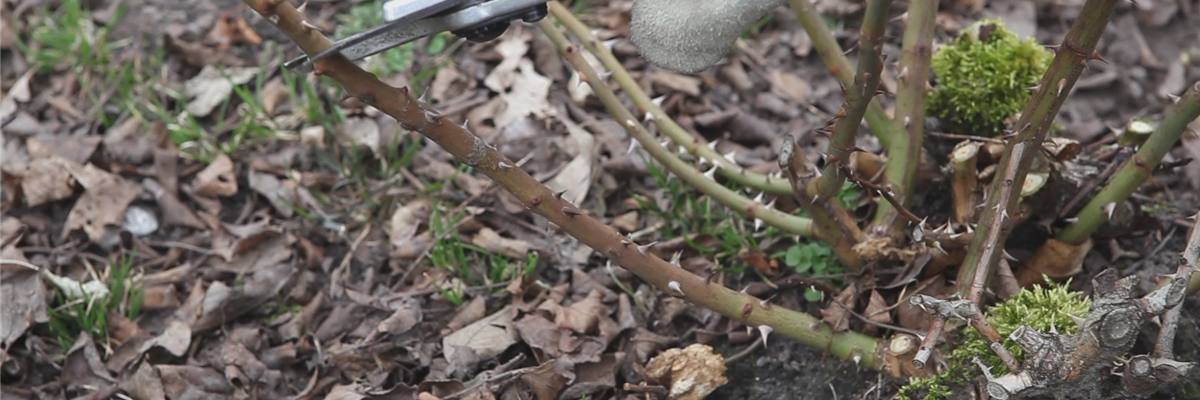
[629,0,786,74]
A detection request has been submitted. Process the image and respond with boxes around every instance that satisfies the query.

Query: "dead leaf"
[2,157,78,207]
[517,361,567,400]
[470,228,531,260]
[560,353,621,399]
[443,306,518,377]
[863,290,892,335]
[768,69,811,103]
[388,197,434,252]
[119,359,165,400]
[156,365,235,399]
[650,71,702,96]
[62,333,115,389]
[549,290,606,334]
[545,116,594,206]
[26,134,102,164]
[643,344,727,400]
[184,65,260,117]
[483,34,531,93]
[205,10,263,51]
[739,248,780,276]
[443,296,487,334]
[183,261,296,332]
[336,117,382,155]
[492,59,553,130]
[139,320,191,358]
[0,248,49,352]
[192,154,238,197]
[260,77,289,116]
[819,284,857,332]
[166,34,249,68]
[377,296,423,335]
[63,172,143,243]
[248,170,297,218]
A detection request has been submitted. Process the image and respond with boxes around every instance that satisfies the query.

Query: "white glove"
[630,0,786,74]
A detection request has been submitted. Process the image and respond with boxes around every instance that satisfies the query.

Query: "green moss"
[927,19,1053,136]
[898,280,1092,399]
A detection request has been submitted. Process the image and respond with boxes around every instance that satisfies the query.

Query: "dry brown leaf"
[863,290,892,335]
[2,157,78,207]
[469,228,531,260]
[560,353,621,399]
[192,154,238,197]
[248,170,297,218]
[62,333,114,389]
[377,296,423,335]
[63,172,143,243]
[552,290,606,334]
[260,77,290,116]
[26,134,102,164]
[185,65,260,117]
[819,284,856,332]
[118,358,166,400]
[650,71,702,96]
[643,344,727,400]
[336,117,382,155]
[611,211,639,232]
[139,320,192,358]
[739,248,779,276]
[443,296,487,334]
[483,33,531,93]
[0,248,49,351]
[768,69,811,103]
[157,365,235,399]
[183,261,296,332]
[388,197,434,251]
[492,59,553,129]
[517,361,567,400]
[546,115,594,206]
[204,10,263,51]
[443,306,518,377]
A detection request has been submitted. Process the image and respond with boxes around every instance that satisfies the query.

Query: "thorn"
[670,251,683,266]
[418,88,429,103]
[1167,93,1181,104]
[554,190,568,200]
[897,66,909,83]
[651,96,666,107]
[597,71,613,80]
[668,281,684,296]
[1002,250,1018,262]
[637,241,658,256]
[903,116,911,128]
[1056,78,1067,96]
[644,111,655,122]
[1067,313,1086,326]
[1104,202,1117,219]
[812,193,821,203]
[757,325,774,346]
[296,1,308,14]
[601,38,619,51]
[460,119,469,130]
[659,139,671,149]
[626,139,640,155]
[1028,84,1040,92]
[753,192,765,204]
[624,119,638,130]
[703,165,718,180]
[754,218,763,232]
[852,354,862,365]
[423,109,443,124]
[707,140,719,151]
[562,207,582,217]
[497,161,513,171]
[723,150,737,164]
[300,20,322,33]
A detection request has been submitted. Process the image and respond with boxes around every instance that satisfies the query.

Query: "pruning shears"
[284,0,549,73]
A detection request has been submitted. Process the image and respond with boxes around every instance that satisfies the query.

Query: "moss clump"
[927,19,1053,136]
[898,281,1092,400]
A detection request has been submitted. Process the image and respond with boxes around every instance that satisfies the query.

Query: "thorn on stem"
[562,207,582,217]
[497,161,513,171]
[757,325,773,346]
[637,241,658,256]
[668,281,684,296]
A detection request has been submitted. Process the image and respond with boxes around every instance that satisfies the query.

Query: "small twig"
[840,163,923,224]
[1154,211,1200,359]
[724,335,763,365]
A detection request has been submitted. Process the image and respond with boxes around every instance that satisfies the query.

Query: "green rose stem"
[240,0,882,368]
[1056,83,1200,244]
[788,0,895,149]
[869,0,936,235]
[955,0,1120,301]
[546,2,794,196]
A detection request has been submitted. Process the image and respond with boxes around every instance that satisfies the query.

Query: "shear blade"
[284,0,468,72]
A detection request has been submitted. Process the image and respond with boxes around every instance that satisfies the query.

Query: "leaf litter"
[2,0,1198,399]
